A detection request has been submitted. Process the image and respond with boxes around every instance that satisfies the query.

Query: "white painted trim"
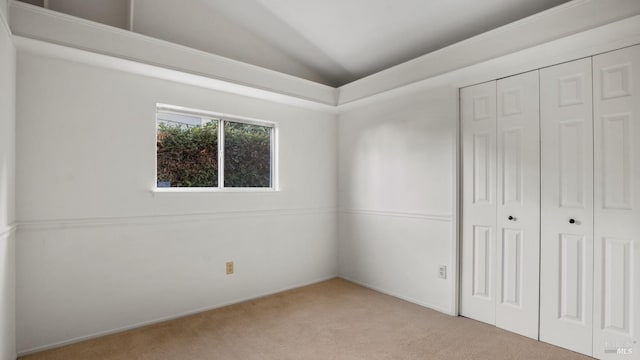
[338,15,640,112]
[270,121,279,191]
[8,1,338,107]
[339,208,452,222]
[9,2,640,114]
[17,207,336,232]
[156,104,278,127]
[151,188,279,193]
[127,0,134,32]
[451,93,461,316]
[338,275,455,316]
[10,0,640,112]
[0,224,16,238]
[218,118,225,188]
[17,275,339,356]
[13,36,337,113]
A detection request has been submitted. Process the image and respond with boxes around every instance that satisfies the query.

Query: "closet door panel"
[540,58,594,356]
[461,81,497,325]
[495,70,540,339]
[593,44,640,360]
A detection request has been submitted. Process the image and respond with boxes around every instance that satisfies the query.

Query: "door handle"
[508,216,517,221]
[569,218,576,224]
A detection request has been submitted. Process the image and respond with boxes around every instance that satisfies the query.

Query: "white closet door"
[495,71,540,339]
[460,81,497,325]
[540,57,594,356]
[593,44,640,359]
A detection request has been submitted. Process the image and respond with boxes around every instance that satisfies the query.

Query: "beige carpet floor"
[21,278,591,360]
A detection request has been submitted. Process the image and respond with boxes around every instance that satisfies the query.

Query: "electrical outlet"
[438,265,447,279]
[226,261,234,275]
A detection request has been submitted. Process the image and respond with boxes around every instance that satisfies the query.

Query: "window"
[155,104,276,190]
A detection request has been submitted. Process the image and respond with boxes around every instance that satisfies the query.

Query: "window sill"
[152,187,280,193]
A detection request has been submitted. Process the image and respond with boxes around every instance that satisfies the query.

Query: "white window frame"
[154,103,279,192]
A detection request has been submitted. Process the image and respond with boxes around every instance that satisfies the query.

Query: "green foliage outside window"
[156,120,271,188]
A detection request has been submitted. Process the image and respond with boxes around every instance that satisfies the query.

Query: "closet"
[459,70,540,339]
[460,44,639,359]
[539,56,594,355]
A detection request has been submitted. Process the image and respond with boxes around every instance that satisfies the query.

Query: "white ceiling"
[19,0,573,86]
[201,0,571,86]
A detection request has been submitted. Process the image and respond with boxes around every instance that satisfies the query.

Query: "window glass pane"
[156,112,218,187]
[224,121,272,187]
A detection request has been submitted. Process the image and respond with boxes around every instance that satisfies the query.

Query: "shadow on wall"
[342,89,456,214]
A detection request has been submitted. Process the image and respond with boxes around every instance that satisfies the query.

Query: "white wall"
[334,13,640,322]
[15,49,338,354]
[9,3,338,109]
[334,10,640,329]
[48,0,130,29]
[11,4,640,357]
[0,0,6,23]
[337,87,458,314]
[0,1,17,358]
[132,0,330,85]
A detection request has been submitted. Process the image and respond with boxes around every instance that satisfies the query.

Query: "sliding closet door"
[495,71,540,339]
[460,81,497,325]
[540,58,594,356]
[592,44,640,359]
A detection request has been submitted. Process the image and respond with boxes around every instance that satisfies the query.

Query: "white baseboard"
[338,275,455,316]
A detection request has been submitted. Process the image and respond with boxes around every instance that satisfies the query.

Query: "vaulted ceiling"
[18,0,572,86]
[199,0,571,85]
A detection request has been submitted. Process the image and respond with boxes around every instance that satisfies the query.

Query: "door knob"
[508,216,516,221]
[569,218,576,224]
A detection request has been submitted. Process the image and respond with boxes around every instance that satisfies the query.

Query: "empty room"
[0,0,639,359]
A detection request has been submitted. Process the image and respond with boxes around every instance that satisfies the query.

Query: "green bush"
[157,121,271,188]
[223,121,271,187]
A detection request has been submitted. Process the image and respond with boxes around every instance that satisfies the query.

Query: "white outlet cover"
[438,265,447,279]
